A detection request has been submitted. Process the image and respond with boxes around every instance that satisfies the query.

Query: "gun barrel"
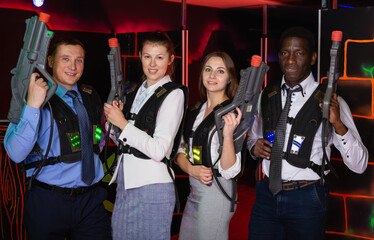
[107,38,125,105]
[322,31,343,120]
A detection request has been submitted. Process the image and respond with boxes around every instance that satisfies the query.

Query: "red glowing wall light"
[160,0,294,9]
[0,3,111,33]
[115,22,170,35]
[0,2,35,11]
[321,39,374,119]
[326,192,374,240]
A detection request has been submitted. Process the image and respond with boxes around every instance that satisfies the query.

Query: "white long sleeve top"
[110,75,185,189]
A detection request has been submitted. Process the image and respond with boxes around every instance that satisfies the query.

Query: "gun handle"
[36,65,57,107]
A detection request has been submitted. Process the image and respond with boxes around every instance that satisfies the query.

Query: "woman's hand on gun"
[104,100,128,130]
[222,107,242,139]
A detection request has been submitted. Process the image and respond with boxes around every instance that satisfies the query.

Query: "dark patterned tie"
[66,91,95,185]
[268,86,301,195]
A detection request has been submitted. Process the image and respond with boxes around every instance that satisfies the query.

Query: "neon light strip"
[326,231,374,239]
[320,76,374,119]
[327,193,374,239]
[121,55,181,59]
[135,33,138,57]
[344,39,374,78]
[264,37,268,86]
[175,175,189,178]
[330,192,374,199]
[186,30,189,86]
[338,5,354,8]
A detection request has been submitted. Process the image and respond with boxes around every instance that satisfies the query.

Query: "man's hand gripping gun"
[8,12,56,124]
[106,38,125,139]
[322,31,343,144]
[214,55,269,154]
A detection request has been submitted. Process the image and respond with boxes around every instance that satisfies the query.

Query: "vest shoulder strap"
[183,100,205,143]
[190,99,231,167]
[125,82,188,161]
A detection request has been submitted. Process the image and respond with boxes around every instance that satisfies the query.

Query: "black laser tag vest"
[25,85,102,170]
[122,81,188,162]
[261,82,326,172]
[183,99,231,167]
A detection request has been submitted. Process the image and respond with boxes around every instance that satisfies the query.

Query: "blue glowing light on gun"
[124,80,131,91]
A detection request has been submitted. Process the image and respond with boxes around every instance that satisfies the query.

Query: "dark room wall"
[0,1,319,118]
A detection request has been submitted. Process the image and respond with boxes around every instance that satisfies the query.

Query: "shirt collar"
[56,84,79,98]
[141,75,172,93]
[281,72,315,97]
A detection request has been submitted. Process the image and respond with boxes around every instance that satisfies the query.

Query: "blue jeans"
[248,179,328,240]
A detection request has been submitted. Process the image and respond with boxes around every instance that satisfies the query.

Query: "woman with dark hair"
[104,31,186,240]
[175,52,242,240]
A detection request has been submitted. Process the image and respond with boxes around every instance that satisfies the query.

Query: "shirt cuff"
[21,105,41,125]
[248,145,258,160]
[334,128,354,151]
[217,152,241,179]
[119,122,134,144]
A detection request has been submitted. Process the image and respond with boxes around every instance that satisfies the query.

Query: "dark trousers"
[248,179,328,240]
[25,184,111,240]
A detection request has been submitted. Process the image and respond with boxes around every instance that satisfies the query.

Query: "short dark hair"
[198,51,238,100]
[49,38,86,57]
[140,31,175,80]
[280,27,315,54]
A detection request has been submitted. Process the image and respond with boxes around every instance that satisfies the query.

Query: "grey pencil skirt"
[112,162,175,240]
[178,175,236,240]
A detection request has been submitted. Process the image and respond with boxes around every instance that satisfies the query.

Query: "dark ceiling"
[0,0,373,34]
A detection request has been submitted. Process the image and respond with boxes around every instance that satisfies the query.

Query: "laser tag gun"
[107,38,125,106]
[322,31,343,144]
[103,38,125,175]
[106,38,125,139]
[8,12,56,124]
[320,30,343,182]
[214,55,269,154]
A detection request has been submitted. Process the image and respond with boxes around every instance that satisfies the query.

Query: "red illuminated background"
[1,0,374,239]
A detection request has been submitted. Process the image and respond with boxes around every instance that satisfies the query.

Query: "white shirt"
[178,102,241,180]
[110,75,185,189]
[247,73,368,181]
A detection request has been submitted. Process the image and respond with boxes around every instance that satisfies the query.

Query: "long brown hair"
[198,51,238,99]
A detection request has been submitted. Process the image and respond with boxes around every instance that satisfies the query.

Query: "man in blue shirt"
[5,38,111,240]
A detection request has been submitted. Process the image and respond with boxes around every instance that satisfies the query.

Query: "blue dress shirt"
[4,84,104,187]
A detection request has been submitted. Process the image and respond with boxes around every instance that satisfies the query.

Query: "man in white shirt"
[247,27,368,240]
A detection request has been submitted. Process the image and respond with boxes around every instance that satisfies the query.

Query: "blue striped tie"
[66,90,95,185]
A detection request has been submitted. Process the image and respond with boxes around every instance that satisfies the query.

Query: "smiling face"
[139,42,174,86]
[278,37,316,87]
[202,56,230,96]
[48,44,85,90]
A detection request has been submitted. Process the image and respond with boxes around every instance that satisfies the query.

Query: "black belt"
[32,179,98,196]
[263,176,318,191]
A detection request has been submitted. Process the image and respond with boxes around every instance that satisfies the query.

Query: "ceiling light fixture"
[33,0,44,7]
